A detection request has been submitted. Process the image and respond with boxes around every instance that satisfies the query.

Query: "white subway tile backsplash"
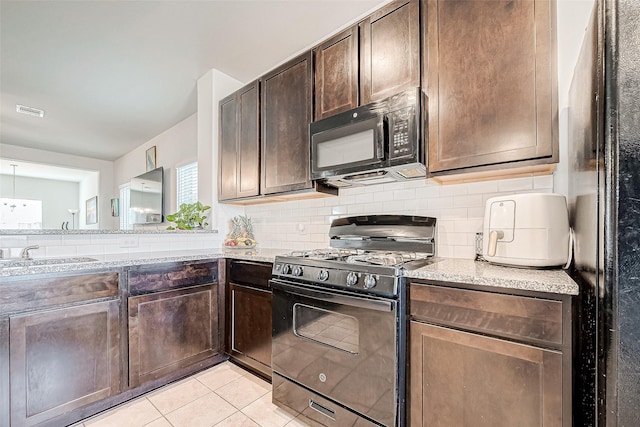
[454,218,483,233]
[45,245,78,258]
[468,207,485,218]
[497,177,533,192]
[341,187,366,196]
[393,189,416,201]
[427,197,453,209]
[453,194,484,208]
[467,180,499,194]
[439,184,468,197]
[355,193,375,204]
[414,186,440,199]
[373,191,394,202]
[438,208,468,219]
[534,175,554,189]
[347,204,365,214]
[382,182,406,192]
[453,245,476,259]
[438,232,468,246]
[436,220,456,233]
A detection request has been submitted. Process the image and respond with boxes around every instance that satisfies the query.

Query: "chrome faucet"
[20,245,40,260]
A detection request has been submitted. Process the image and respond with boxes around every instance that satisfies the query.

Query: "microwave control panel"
[390,106,415,159]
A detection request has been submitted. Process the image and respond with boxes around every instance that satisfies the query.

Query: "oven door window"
[293,303,359,354]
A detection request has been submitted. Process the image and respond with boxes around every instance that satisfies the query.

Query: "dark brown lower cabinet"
[128,284,218,387]
[225,260,273,378]
[9,300,121,427]
[228,283,272,369]
[410,321,562,427]
[409,281,572,427]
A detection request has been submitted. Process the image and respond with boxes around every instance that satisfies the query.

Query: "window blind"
[177,162,198,207]
[119,185,132,230]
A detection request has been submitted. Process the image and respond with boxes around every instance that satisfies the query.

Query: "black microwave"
[310,88,427,187]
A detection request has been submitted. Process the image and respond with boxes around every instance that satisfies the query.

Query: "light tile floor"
[78,362,310,427]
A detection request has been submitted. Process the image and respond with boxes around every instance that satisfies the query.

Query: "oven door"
[271,279,399,427]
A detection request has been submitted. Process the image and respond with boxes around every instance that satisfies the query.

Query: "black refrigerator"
[568,0,640,425]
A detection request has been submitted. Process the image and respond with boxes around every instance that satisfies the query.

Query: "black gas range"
[271,215,436,427]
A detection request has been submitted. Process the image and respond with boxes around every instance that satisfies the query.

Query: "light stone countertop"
[0,248,287,278]
[0,250,579,296]
[405,258,579,295]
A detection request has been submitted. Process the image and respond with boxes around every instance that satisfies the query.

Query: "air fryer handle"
[487,230,505,257]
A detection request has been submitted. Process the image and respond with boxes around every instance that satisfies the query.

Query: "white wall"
[197,69,244,237]
[78,172,100,230]
[113,114,198,221]
[0,144,115,229]
[554,0,597,197]
[0,174,79,229]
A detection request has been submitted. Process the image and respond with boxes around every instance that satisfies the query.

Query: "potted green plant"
[166,201,211,230]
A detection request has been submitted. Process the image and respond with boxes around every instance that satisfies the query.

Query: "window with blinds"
[119,184,132,230]
[177,162,198,207]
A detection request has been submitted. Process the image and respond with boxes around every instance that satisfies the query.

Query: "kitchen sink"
[0,257,99,269]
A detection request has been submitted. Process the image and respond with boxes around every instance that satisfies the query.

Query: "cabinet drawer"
[229,260,272,289]
[410,283,563,347]
[0,272,119,315]
[129,261,217,295]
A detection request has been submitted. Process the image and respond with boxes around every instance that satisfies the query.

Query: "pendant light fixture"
[3,164,26,212]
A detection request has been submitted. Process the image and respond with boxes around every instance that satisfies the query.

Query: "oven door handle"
[272,281,393,312]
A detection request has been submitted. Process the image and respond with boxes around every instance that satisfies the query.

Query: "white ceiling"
[0,158,97,182]
[0,0,386,162]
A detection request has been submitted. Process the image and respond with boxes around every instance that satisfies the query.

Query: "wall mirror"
[0,158,100,231]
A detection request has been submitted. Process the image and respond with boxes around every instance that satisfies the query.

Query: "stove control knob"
[317,269,329,281]
[346,272,359,286]
[364,274,377,289]
[281,264,291,275]
[292,265,304,277]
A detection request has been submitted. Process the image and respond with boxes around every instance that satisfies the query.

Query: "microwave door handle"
[272,281,393,312]
[377,116,388,160]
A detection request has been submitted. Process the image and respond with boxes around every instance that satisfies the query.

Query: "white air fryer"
[482,193,571,268]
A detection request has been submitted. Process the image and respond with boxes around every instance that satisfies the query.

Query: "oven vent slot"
[309,399,336,420]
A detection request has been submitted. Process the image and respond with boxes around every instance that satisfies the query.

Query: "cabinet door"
[410,321,563,427]
[228,284,272,369]
[128,284,218,387]
[9,300,120,427]
[219,93,239,200]
[360,0,420,104]
[426,0,557,172]
[261,51,313,194]
[314,26,359,120]
[237,81,260,198]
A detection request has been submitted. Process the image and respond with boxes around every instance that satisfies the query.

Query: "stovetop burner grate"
[285,248,433,267]
[345,251,428,267]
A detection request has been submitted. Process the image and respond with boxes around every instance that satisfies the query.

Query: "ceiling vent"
[16,104,44,118]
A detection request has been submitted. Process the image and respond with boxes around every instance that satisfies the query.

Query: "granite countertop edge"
[405,258,579,295]
[0,248,286,278]
[1,251,579,295]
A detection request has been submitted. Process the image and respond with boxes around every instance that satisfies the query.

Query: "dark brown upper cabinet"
[425,0,558,173]
[314,27,359,121]
[360,0,421,104]
[313,0,420,120]
[218,81,260,201]
[261,51,313,194]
